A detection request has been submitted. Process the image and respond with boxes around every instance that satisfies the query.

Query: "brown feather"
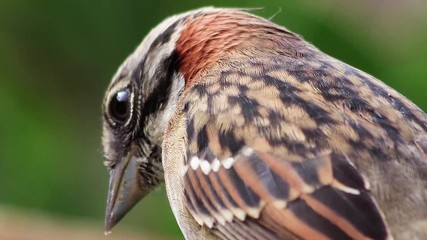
[176,10,305,87]
[160,8,427,240]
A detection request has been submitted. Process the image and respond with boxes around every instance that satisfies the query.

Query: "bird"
[101,7,427,240]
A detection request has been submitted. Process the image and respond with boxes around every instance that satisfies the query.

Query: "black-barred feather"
[183,148,390,239]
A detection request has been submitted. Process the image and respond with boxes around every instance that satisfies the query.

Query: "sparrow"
[101,7,427,240]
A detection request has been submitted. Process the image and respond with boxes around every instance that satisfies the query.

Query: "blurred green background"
[0,0,426,239]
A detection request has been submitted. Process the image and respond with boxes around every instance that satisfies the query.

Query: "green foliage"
[0,0,426,238]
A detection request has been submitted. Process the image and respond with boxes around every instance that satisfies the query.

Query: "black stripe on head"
[138,50,180,123]
[130,16,185,91]
[149,20,181,52]
[140,16,186,73]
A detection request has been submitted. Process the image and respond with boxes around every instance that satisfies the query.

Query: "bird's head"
[101,10,189,233]
[101,7,303,233]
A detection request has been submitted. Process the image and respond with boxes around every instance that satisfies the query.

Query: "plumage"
[102,7,427,239]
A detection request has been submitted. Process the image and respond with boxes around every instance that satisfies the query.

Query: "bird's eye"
[109,89,131,123]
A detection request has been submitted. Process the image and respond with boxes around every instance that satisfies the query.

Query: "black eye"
[109,89,131,123]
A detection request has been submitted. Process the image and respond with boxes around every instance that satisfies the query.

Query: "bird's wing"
[183,147,390,240]
[178,54,416,239]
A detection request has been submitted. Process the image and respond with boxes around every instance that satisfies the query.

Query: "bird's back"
[178,36,427,239]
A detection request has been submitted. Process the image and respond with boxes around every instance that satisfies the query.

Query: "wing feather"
[177,39,414,239]
[183,148,391,239]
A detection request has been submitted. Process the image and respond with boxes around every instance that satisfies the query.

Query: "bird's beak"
[104,150,148,234]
